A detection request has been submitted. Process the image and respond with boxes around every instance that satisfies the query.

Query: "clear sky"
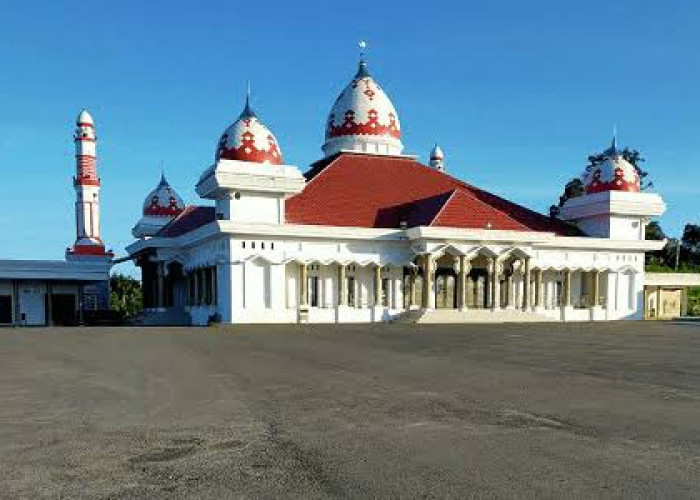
[0,0,697,274]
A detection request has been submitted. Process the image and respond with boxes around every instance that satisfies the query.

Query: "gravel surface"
[1,321,700,498]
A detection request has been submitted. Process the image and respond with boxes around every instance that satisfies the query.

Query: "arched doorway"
[434,254,457,309]
[467,253,492,309]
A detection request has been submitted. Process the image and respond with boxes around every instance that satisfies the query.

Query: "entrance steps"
[129,308,191,326]
[392,308,556,324]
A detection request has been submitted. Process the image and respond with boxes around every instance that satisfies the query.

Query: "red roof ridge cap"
[451,187,531,231]
[302,154,342,187]
[428,188,458,226]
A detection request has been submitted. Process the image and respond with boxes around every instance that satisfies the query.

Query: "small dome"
[583,137,640,194]
[215,97,283,164]
[430,144,444,161]
[429,144,445,171]
[77,109,94,126]
[143,174,185,217]
[322,59,403,157]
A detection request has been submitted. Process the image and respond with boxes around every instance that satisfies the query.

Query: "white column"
[299,263,308,307]
[425,256,436,309]
[563,269,572,307]
[534,268,544,311]
[523,258,531,311]
[491,259,501,311]
[338,265,347,306]
[324,266,334,308]
[458,256,470,311]
[374,265,382,307]
[505,274,514,309]
[421,256,432,309]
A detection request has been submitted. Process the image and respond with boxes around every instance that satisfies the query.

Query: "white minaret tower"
[67,109,112,259]
[429,144,445,171]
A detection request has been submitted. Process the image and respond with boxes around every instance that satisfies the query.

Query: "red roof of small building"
[285,153,580,236]
[156,206,216,238]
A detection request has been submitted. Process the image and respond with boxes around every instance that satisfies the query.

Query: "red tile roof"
[156,206,216,238]
[286,153,580,236]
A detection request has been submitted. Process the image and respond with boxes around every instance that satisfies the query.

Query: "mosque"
[122,50,667,325]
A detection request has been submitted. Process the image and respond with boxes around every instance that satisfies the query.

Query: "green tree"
[682,224,700,266]
[110,273,142,319]
[643,222,700,272]
[644,221,675,268]
[646,221,666,241]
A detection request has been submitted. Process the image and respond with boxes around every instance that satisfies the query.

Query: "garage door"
[0,295,12,324]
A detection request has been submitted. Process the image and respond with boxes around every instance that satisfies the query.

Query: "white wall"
[219,192,283,224]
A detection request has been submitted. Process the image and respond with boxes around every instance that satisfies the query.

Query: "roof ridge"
[302,153,342,186]
[450,187,530,230]
[427,188,458,227]
[415,161,549,221]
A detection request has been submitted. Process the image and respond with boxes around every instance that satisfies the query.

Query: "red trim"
[68,244,113,257]
[326,108,401,140]
[144,205,184,217]
[75,137,96,142]
[77,122,94,128]
[74,177,101,187]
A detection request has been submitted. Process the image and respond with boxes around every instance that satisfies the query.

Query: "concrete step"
[129,308,191,326]
[393,308,556,324]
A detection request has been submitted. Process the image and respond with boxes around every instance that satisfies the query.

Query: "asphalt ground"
[1,321,700,499]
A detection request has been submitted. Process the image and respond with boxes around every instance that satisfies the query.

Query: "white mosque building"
[125,54,666,325]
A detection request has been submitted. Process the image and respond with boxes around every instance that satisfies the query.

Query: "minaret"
[429,144,445,172]
[67,109,112,259]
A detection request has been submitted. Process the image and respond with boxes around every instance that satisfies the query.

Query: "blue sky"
[0,0,697,273]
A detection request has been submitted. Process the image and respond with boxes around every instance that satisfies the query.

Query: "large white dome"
[322,60,403,157]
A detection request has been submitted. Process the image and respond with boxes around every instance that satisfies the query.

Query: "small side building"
[0,260,111,326]
[644,273,700,319]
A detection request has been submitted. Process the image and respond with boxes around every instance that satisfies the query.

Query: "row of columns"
[299,263,386,308]
[296,260,604,312]
[145,262,219,309]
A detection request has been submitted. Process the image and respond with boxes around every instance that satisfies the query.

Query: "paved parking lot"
[2,321,700,498]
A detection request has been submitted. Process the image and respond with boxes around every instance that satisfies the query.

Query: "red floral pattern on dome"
[327,108,401,139]
[216,113,283,165]
[143,176,185,217]
[145,194,184,216]
[583,156,641,194]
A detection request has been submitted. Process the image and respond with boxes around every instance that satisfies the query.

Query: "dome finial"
[605,125,619,157]
[358,40,367,62]
[356,40,370,78]
[160,160,167,185]
[241,81,256,118]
